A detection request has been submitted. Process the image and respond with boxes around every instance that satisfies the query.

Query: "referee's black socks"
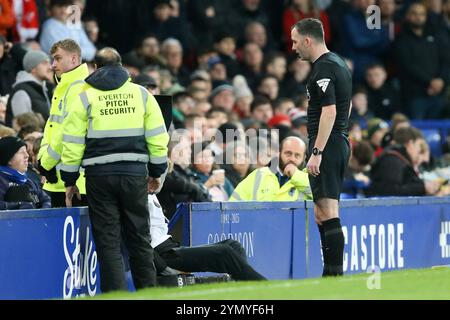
[321,218,344,276]
[317,224,330,277]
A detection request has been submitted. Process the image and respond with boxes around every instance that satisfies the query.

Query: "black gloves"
[60,170,80,187]
[38,160,58,184]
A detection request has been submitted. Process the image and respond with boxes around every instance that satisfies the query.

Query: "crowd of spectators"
[1,0,450,224]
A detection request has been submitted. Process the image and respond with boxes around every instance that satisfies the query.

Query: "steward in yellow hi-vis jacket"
[230,137,313,201]
[37,39,88,207]
[60,48,169,293]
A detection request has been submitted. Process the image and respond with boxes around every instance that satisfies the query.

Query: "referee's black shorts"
[307,134,350,201]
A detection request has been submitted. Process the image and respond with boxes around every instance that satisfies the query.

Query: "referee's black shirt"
[306,52,352,139]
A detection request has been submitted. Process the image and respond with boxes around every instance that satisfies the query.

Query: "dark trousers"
[86,175,156,293]
[48,191,88,208]
[159,239,266,281]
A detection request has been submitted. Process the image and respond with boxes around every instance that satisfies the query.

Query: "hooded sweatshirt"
[5,71,52,126]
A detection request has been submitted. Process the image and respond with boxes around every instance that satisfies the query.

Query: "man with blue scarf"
[0,136,51,210]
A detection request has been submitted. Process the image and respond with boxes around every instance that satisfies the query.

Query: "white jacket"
[148,194,171,248]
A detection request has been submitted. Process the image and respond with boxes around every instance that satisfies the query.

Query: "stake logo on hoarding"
[63,216,98,299]
[440,221,450,258]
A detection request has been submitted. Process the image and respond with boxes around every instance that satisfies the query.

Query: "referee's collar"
[312,50,330,64]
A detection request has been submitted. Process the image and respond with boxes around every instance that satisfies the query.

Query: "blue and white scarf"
[0,166,27,185]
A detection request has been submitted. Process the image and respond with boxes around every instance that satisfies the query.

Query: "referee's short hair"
[292,18,325,43]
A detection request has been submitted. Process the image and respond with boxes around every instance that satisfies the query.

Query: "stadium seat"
[421,129,442,157]
[411,120,450,158]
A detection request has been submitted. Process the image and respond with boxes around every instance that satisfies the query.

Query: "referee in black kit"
[291,18,352,276]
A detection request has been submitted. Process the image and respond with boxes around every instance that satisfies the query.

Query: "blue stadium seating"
[411,120,450,157]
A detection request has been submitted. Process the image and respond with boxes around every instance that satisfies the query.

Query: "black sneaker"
[157,274,196,287]
[194,274,232,284]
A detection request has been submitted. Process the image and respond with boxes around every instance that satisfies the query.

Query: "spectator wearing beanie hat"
[288,108,308,141]
[288,108,307,127]
[232,75,253,119]
[133,73,159,95]
[0,136,51,210]
[367,118,389,157]
[5,50,53,127]
[210,80,235,111]
[207,56,228,82]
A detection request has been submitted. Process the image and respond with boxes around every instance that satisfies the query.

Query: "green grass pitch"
[90,268,450,300]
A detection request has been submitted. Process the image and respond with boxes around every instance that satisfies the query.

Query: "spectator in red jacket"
[0,0,14,38]
[11,0,40,42]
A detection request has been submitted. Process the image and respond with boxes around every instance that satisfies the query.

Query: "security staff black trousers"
[86,175,156,292]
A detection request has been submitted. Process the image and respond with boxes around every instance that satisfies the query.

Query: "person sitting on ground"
[148,193,266,281]
[156,135,211,242]
[0,136,50,210]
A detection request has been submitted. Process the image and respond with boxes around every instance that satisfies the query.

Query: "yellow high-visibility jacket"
[230,166,313,201]
[38,63,89,193]
[59,66,169,183]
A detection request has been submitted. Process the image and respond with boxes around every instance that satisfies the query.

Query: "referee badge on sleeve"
[316,78,330,93]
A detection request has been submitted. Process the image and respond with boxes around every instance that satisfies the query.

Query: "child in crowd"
[0,136,50,210]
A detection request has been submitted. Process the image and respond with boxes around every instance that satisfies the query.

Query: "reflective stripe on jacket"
[38,63,89,193]
[60,78,169,178]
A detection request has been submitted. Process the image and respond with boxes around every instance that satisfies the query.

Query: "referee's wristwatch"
[312,147,323,156]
